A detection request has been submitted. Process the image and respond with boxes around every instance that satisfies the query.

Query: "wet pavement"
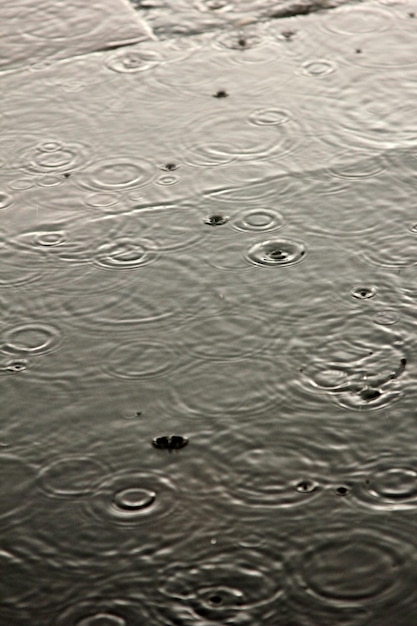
[1,0,417,624]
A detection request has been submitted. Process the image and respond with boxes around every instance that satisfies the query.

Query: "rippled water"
[1,0,417,623]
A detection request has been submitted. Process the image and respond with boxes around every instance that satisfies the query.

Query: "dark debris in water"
[204,214,229,226]
[152,435,189,450]
[213,89,229,98]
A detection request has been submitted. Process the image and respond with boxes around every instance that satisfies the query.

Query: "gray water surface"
[1,0,417,624]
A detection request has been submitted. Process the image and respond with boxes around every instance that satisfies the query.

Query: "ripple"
[102,339,176,379]
[76,157,154,191]
[301,60,337,77]
[183,110,298,166]
[211,428,326,509]
[246,238,306,267]
[15,140,89,174]
[37,174,65,187]
[155,173,180,186]
[214,28,264,51]
[84,192,122,211]
[87,471,176,527]
[55,587,151,626]
[181,312,273,361]
[14,225,68,256]
[0,191,14,209]
[298,320,406,412]
[132,204,205,251]
[93,237,160,270]
[248,108,291,126]
[231,207,284,232]
[294,527,412,607]
[0,549,50,613]
[328,150,387,179]
[373,310,399,326]
[159,542,285,625]
[351,285,377,300]
[0,322,61,356]
[361,233,417,268]
[0,358,29,375]
[106,48,161,73]
[321,6,392,34]
[37,456,107,499]
[0,455,35,522]
[347,29,417,69]
[155,357,288,418]
[354,456,417,511]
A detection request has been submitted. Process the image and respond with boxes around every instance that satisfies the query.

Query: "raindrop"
[76,157,154,191]
[296,480,319,494]
[102,340,175,379]
[204,214,229,226]
[215,29,263,50]
[156,174,179,186]
[37,456,107,498]
[93,237,160,270]
[0,359,29,374]
[0,191,13,210]
[16,140,88,174]
[112,488,156,511]
[152,435,189,450]
[373,310,398,326]
[0,323,61,356]
[231,207,284,232]
[351,285,377,300]
[106,48,160,73]
[301,60,336,76]
[88,471,176,526]
[248,108,291,126]
[213,89,228,98]
[246,238,306,267]
[160,541,285,623]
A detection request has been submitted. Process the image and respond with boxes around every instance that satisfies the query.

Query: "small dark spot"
[296,479,317,493]
[360,387,381,402]
[213,89,228,98]
[161,163,178,171]
[238,37,247,48]
[152,435,188,450]
[169,435,188,449]
[269,249,287,260]
[209,595,223,605]
[5,360,27,373]
[63,172,71,178]
[408,11,415,17]
[204,214,229,226]
[355,48,362,54]
[281,29,296,40]
[336,486,349,496]
[135,411,142,417]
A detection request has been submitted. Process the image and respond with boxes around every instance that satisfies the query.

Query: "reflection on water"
[1,0,417,623]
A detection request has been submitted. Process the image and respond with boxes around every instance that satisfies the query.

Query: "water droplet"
[0,323,61,357]
[38,456,107,498]
[156,174,179,186]
[0,359,28,374]
[93,237,159,270]
[248,108,291,126]
[351,285,377,299]
[106,48,160,73]
[246,238,306,267]
[76,157,154,191]
[296,480,319,494]
[103,340,175,379]
[152,435,188,450]
[16,141,88,174]
[301,60,336,76]
[231,208,284,232]
[204,214,229,226]
[88,471,176,526]
[113,487,156,511]
[336,486,350,496]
